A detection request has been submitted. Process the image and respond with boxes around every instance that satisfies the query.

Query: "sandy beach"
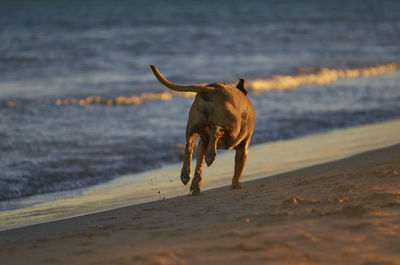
[1,123,400,264]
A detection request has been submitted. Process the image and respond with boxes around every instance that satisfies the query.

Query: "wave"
[247,63,400,91]
[1,63,399,108]
[55,62,400,106]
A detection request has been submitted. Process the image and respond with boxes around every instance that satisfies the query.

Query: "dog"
[150,65,255,195]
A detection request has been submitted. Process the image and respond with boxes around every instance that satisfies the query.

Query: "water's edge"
[1,119,399,231]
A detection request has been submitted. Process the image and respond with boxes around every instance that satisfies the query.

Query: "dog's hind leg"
[231,139,250,189]
[190,138,206,195]
[180,132,198,185]
[205,126,223,167]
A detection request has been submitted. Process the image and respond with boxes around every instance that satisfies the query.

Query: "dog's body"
[151,65,255,195]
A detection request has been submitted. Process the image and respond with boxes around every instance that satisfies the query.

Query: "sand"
[2,119,400,231]
[1,132,400,264]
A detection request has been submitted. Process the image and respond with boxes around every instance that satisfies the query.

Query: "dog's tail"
[150,65,215,93]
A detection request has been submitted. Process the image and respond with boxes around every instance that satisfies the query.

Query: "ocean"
[1,0,400,208]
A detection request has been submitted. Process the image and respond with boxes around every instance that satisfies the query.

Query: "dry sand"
[1,143,400,265]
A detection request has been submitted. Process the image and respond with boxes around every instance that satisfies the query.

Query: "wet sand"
[1,142,400,265]
[2,119,400,231]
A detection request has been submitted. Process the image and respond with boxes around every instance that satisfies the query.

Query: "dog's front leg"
[180,133,198,185]
[205,126,223,167]
[190,138,206,195]
[231,140,249,189]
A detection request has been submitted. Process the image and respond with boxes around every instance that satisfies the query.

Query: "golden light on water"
[1,62,398,108]
[54,62,400,106]
[248,63,400,91]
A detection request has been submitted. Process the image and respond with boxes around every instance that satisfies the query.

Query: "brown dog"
[150,65,255,195]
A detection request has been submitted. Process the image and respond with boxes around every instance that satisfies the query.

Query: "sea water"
[1,0,400,206]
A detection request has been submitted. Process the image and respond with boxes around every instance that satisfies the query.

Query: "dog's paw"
[190,189,201,196]
[190,184,201,196]
[205,152,216,167]
[180,167,190,185]
[231,182,243,190]
[190,177,201,195]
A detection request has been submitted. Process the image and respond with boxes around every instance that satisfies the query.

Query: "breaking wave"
[1,63,399,108]
[53,62,400,106]
[247,63,400,91]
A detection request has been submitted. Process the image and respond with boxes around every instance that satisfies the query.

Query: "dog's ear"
[236,78,247,96]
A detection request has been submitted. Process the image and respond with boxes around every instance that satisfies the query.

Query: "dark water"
[1,0,400,203]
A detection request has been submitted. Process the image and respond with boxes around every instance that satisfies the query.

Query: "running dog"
[150,65,255,195]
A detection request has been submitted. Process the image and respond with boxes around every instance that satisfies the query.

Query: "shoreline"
[1,140,400,264]
[1,119,400,231]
